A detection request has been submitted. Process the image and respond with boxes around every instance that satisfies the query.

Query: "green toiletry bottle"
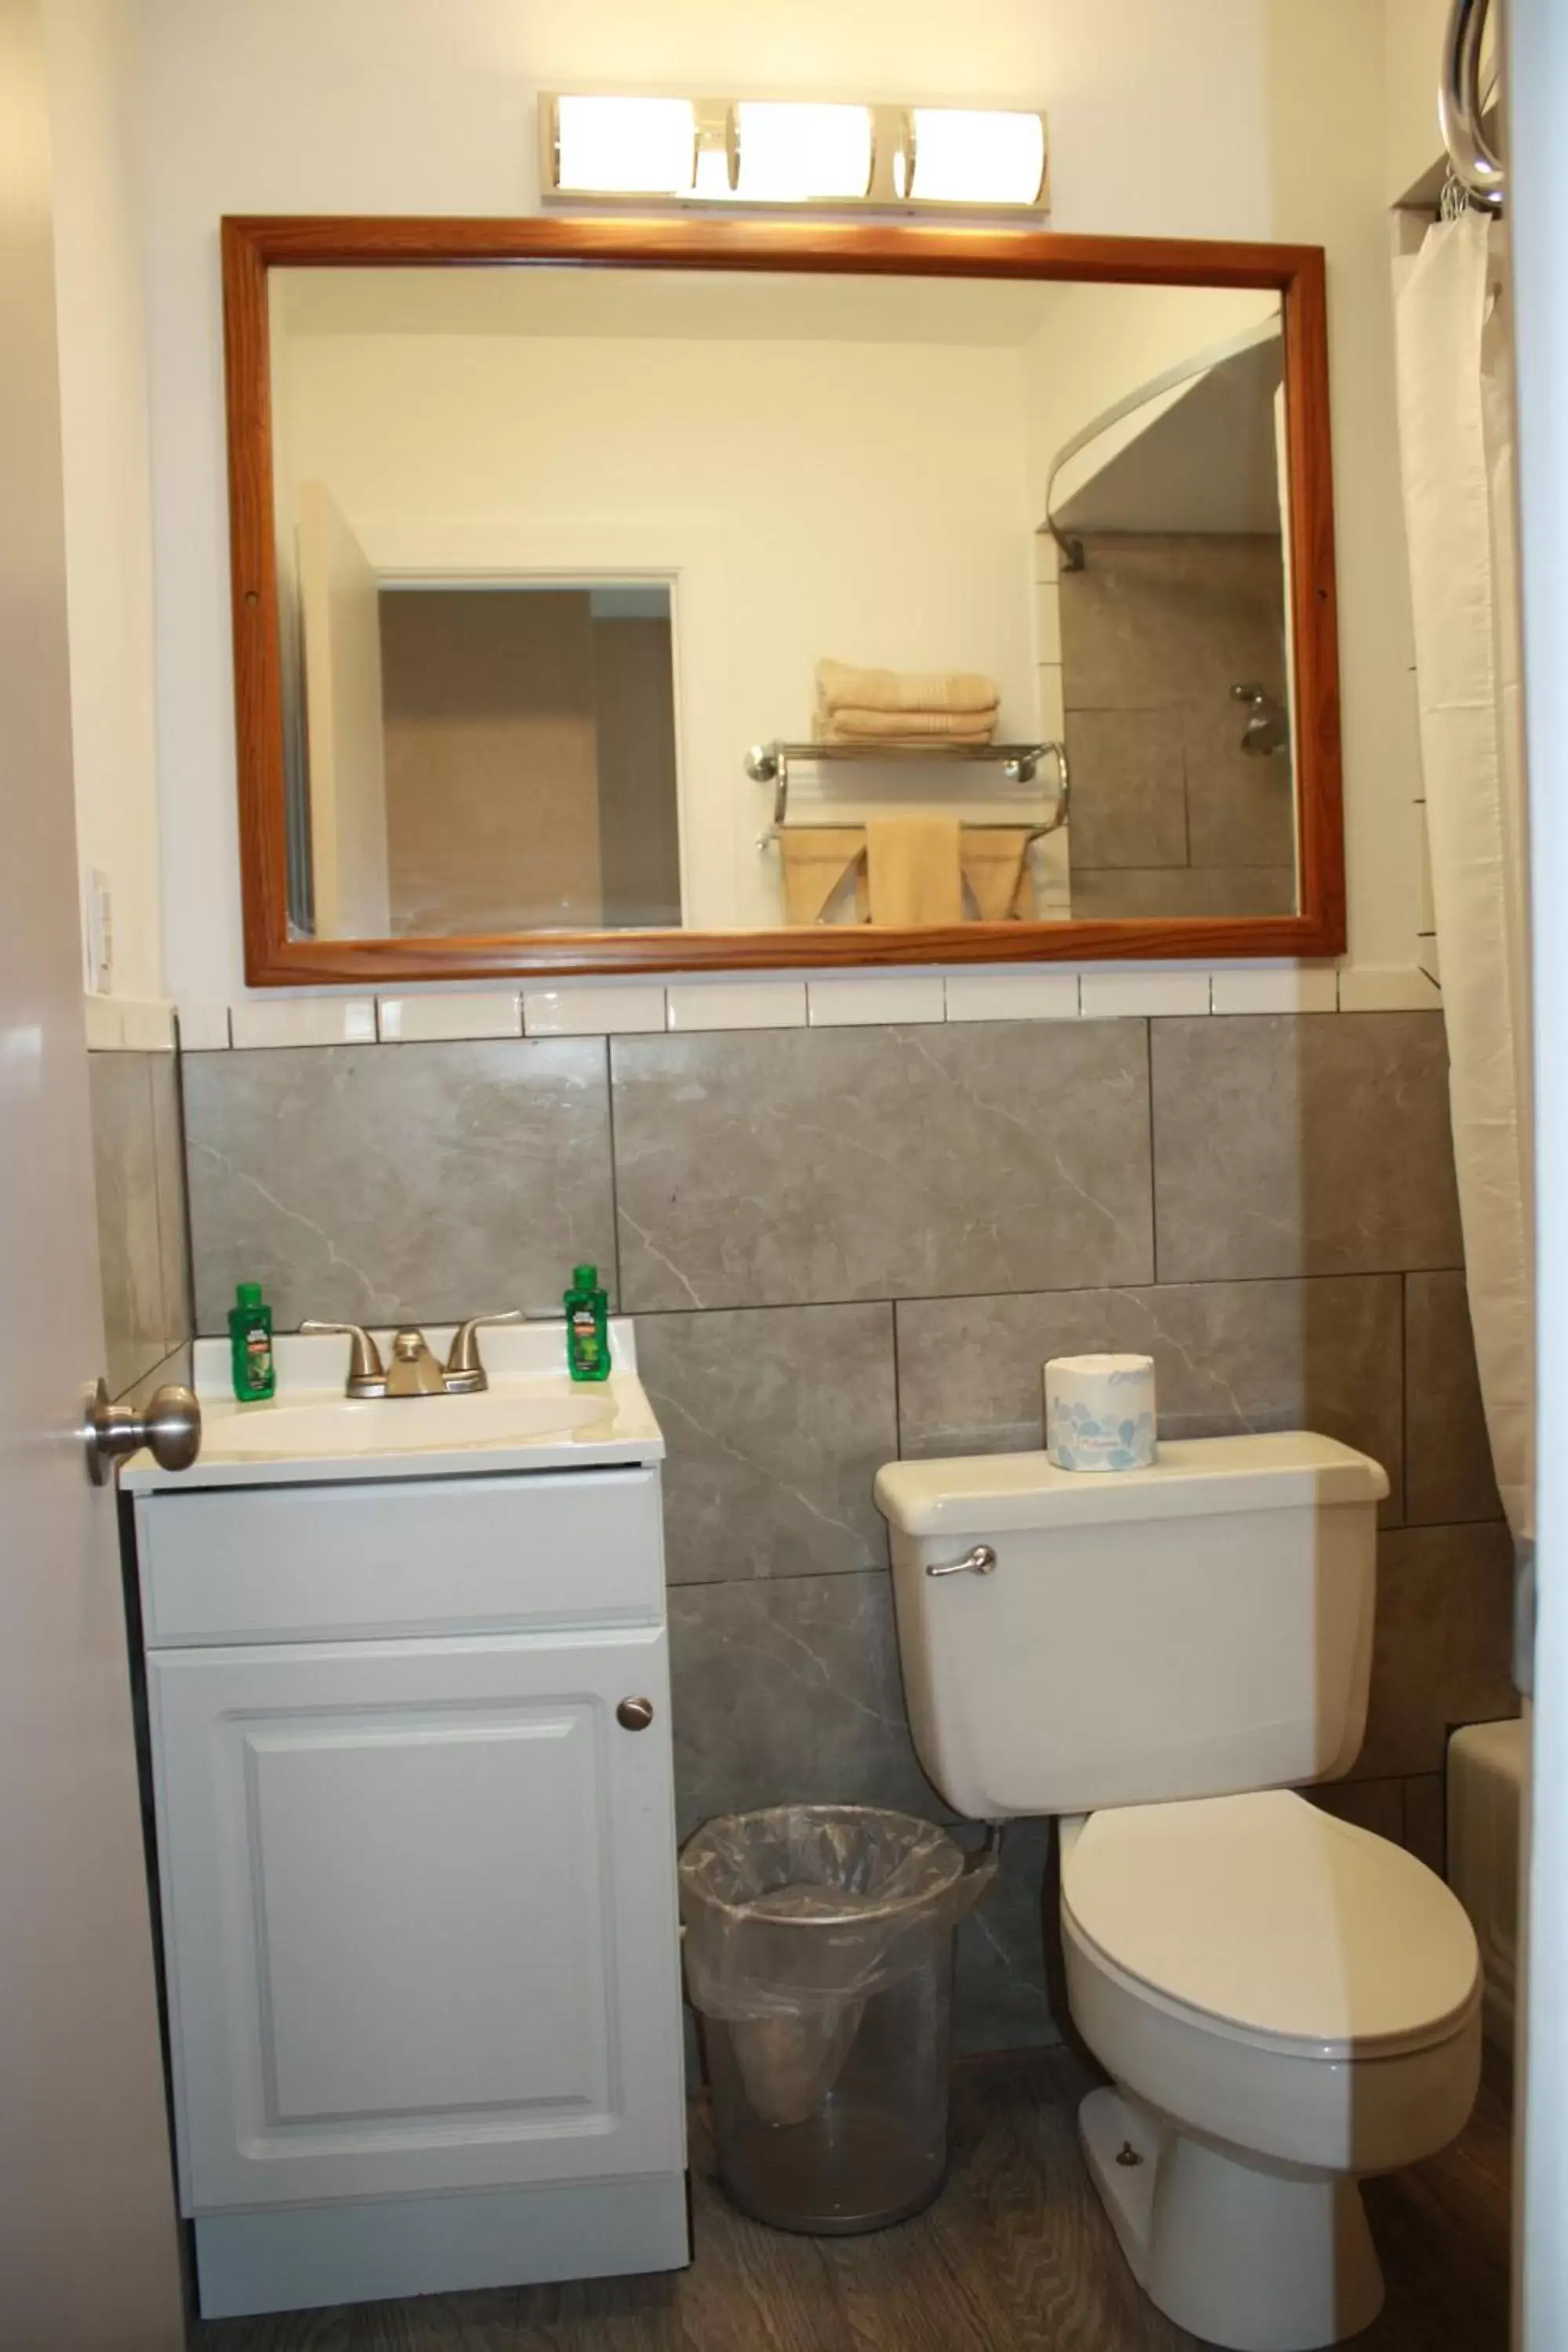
[564,1263,610,1383]
[229,1280,276,1402]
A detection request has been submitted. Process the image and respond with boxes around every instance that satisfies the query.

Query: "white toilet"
[874,1432,1483,2352]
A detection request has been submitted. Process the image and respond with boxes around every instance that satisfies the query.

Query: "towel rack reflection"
[745,738,1069,844]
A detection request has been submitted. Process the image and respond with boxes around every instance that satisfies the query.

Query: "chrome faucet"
[442,1312,524,1394]
[302,1311,523,1399]
[385,1327,447,1398]
[300,1319,388,1399]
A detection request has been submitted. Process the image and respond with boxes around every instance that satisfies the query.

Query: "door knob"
[616,1697,655,1731]
[82,1378,201,1485]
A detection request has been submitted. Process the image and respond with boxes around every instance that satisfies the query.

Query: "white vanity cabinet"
[132,1445,688,2321]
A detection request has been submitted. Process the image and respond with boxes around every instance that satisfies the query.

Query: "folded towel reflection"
[816,657,1000,720]
[960,828,1033,922]
[779,829,868,926]
[866,816,964,927]
[822,706,998,746]
[779,823,1050,926]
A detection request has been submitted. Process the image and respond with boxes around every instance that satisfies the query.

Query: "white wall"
[42,0,163,1002]
[129,0,1423,1001]
[278,320,1036,929]
[1261,0,1426,982]
[1024,281,1281,519]
[1384,0,1448,203]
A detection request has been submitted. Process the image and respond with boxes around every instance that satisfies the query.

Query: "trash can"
[679,1804,997,2234]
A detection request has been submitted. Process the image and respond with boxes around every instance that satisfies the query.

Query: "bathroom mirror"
[224,218,1342,982]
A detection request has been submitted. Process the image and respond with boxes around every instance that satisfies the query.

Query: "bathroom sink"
[119,1317,664,1490]
[218,1388,613,1456]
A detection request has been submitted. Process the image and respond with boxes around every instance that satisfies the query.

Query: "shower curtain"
[1393,209,1534,1544]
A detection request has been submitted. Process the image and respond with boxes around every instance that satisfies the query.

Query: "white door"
[0,4,183,2343]
[151,1626,684,2212]
[1510,1,1568,2342]
[297,478,392,936]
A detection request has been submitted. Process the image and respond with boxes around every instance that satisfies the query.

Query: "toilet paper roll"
[1045,1354,1156,1472]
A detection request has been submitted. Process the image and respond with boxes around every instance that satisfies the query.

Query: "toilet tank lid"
[874,1432,1389,1538]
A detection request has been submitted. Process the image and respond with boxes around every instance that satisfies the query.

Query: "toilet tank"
[875,1432,1388,1821]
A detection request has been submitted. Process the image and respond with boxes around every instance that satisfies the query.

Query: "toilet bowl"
[873,1434,1486,2352]
[1060,1791,1481,2350]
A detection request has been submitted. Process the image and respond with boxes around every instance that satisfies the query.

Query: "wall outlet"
[82,866,114,995]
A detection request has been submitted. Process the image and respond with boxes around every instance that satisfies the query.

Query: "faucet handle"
[300,1319,387,1397]
[445,1308,524,1392]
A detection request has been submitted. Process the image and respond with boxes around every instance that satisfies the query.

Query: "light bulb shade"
[905,108,1047,207]
[553,96,696,196]
[731,102,874,202]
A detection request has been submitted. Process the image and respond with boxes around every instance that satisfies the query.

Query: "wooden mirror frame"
[223,213,1344,984]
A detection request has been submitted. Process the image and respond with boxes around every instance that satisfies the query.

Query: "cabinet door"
[150,1628,683,2212]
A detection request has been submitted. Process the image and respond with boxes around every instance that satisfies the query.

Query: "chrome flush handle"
[926,1544,997,1579]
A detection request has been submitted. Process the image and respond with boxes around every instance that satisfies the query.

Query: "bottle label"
[571,1306,603,1370]
[245,1330,273,1385]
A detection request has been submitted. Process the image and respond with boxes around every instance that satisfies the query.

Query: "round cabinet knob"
[616,1697,655,1732]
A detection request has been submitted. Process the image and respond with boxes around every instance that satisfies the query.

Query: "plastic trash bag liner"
[680,1804,996,2127]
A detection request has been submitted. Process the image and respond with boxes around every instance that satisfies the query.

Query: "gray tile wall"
[89,1048,192,1400]
[183,1039,615,1333]
[1060,533,1298,920]
[180,1010,1515,2053]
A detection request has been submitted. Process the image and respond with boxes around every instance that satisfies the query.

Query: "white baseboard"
[194,2170,690,2320]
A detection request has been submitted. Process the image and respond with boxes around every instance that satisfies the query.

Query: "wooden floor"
[191,2046,1512,2352]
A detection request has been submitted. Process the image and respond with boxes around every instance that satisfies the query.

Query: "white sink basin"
[219,1388,615,1457]
[120,1319,665,1490]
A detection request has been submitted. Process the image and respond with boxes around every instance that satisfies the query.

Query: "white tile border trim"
[808,975,946,1026]
[380,992,521,1042]
[1336,965,1443,1012]
[1210,967,1339,1014]
[943,971,1081,1021]
[1034,580,1063,665]
[664,979,808,1031]
[82,995,176,1051]
[82,995,124,1051]
[1080,970,1213,1019]
[524,983,666,1036]
[176,1002,232,1052]
[229,996,377,1050]
[188,964,1440,1045]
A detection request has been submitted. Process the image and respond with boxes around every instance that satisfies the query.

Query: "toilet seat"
[1062,1788,1480,2058]
[1061,1791,1483,2185]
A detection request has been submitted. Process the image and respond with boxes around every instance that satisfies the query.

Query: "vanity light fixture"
[895,108,1048,208]
[552,94,698,198]
[729,100,875,203]
[541,95,1049,215]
